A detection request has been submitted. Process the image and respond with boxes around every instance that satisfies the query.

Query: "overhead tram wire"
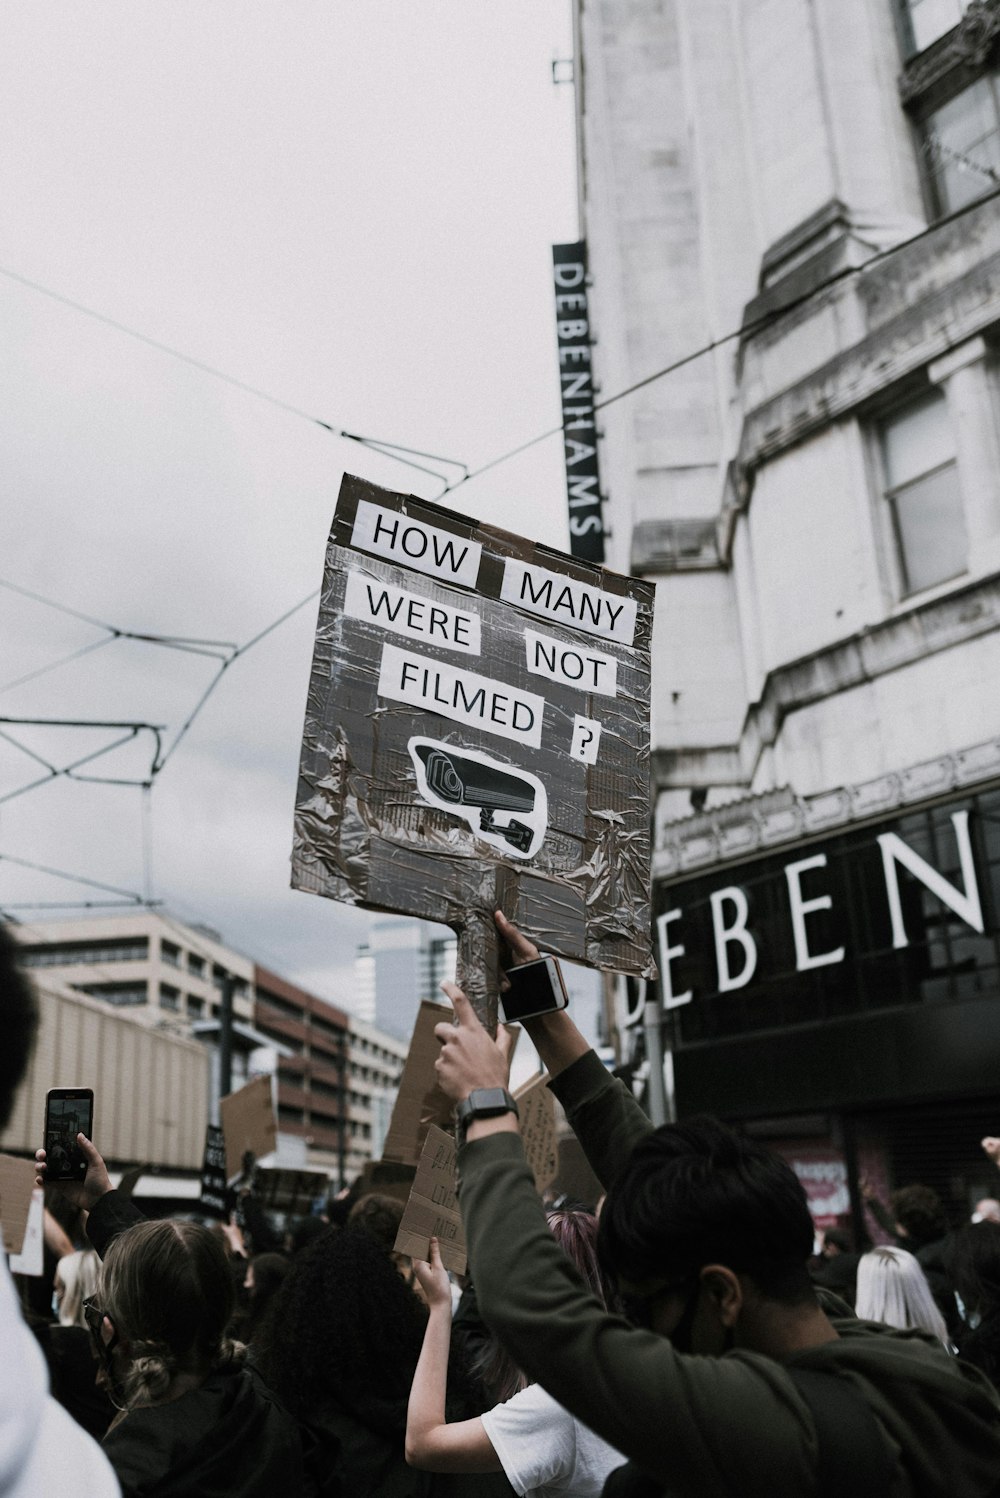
[0,263,468,490]
[3,183,999,811]
[0,853,148,904]
[0,718,163,806]
[442,182,1000,498]
[152,584,320,773]
[3,181,998,521]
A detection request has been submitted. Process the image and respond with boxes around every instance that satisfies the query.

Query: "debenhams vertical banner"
[552,242,605,564]
[291,475,654,976]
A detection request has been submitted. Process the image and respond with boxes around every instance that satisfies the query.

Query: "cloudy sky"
[0,4,603,1035]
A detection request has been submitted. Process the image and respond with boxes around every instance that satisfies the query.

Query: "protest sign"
[381,1000,520,1166]
[219,1075,277,1182]
[393,1124,466,1275]
[0,1154,35,1256]
[292,475,655,994]
[513,1071,558,1196]
[381,1001,457,1166]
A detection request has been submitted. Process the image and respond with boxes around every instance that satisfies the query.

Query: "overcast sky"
[0,4,604,1039]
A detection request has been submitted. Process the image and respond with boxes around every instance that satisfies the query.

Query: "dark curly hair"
[346,1192,405,1251]
[598,1115,816,1304]
[890,1184,948,1247]
[256,1223,476,1436]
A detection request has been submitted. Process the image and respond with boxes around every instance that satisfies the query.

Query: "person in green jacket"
[432,911,1000,1498]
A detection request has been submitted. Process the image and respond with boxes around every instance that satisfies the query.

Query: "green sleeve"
[547,1048,654,1189]
[458,1132,817,1498]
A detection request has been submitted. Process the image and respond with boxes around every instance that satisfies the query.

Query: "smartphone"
[43,1087,94,1183]
[498,956,570,1024]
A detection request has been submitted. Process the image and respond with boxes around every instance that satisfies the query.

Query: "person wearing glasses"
[81,1217,304,1497]
[431,911,1000,1498]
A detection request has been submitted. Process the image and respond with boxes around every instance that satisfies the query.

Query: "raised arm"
[36,1135,143,1258]
[494,911,591,1078]
[405,1239,500,1474]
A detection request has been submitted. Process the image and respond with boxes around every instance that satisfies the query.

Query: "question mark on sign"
[571,715,602,765]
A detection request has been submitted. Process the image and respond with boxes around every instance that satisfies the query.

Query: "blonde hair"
[99,1219,244,1408]
[854,1245,950,1347]
[55,1249,100,1328]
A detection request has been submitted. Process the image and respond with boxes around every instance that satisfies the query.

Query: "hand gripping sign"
[291,475,655,1017]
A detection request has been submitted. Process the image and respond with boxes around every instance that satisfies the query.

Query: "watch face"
[457,1089,518,1139]
[471,1088,510,1114]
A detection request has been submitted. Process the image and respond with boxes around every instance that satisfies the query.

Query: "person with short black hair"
[431,911,1000,1498]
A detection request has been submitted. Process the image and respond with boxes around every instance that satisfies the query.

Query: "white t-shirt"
[480,1382,623,1498]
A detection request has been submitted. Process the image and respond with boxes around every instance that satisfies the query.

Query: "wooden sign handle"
[455,907,501,1032]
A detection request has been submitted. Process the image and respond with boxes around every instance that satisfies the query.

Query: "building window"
[160,983,180,1011]
[188,996,205,1018]
[76,981,148,1007]
[161,940,181,968]
[878,389,967,595]
[188,953,205,976]
[921,73,1000,216]
[20,937,149,967]
[897,0,965,57]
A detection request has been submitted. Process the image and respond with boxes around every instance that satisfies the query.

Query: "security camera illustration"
[408,737,548,860]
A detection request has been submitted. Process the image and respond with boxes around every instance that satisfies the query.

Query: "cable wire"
[444,183,1000,495]
[0,263,467,486]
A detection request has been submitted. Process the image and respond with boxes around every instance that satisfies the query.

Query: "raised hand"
[35,1132,113,1211]
[434,981,513,1102]
[412,1237,453,1313]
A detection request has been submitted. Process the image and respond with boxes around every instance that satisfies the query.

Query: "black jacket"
[103,1363,304,1498]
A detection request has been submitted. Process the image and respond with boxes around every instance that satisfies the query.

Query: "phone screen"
[44,1090,94,1182]
[499,958,568,1024]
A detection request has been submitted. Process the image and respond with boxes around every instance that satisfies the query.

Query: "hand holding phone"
[43,1088,94,1183]
[498,956,570,1025]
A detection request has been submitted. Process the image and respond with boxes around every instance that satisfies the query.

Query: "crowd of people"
[4,912,1000,1495]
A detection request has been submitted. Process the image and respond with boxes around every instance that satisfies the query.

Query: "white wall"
[743,420,884,671]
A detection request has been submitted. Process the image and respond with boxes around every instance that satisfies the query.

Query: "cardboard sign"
[381,1001,461,1166]
[9,1188,44,1276]
[0,1153,35,1256]
[514,1072,558,1195]
[393,1124,466,1275]
[381,1000,520,1165]
[219,1075,277,1182]
[292,475,655,979]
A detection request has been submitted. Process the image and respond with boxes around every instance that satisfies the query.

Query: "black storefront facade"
[652,777,1000,1241]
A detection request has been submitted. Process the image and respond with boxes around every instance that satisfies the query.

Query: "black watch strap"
[455,1087,519,1145]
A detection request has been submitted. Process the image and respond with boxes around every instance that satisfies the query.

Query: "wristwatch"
[454,1087,519,1146]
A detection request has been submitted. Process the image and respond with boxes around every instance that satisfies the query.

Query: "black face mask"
[666,1281,702,1354]
[84,1297,127,1408]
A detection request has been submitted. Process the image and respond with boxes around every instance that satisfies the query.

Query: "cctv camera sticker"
[408,737,548,860]
[570,716,602,765]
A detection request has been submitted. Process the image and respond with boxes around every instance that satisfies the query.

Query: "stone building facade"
[574,0,1000,1233]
